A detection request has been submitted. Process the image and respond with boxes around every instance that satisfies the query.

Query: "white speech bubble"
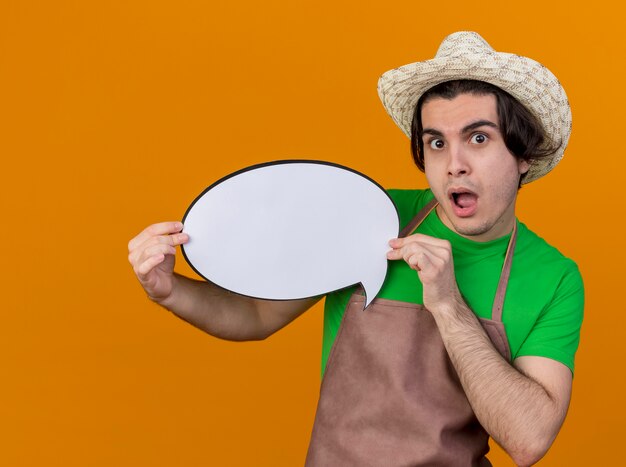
[181,161,399,309]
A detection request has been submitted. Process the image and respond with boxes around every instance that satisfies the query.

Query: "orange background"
[1,1,623,465]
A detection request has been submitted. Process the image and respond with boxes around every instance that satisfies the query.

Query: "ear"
[518,159,530,175]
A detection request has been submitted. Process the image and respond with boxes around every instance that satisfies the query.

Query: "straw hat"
[377,31,571,183]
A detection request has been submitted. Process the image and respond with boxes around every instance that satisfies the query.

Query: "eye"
[470,133,488,144]
[428,139,445,150]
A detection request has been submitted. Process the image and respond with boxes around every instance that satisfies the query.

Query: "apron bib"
[305,199,515,466]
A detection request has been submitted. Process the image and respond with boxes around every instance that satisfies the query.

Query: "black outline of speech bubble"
[180,159,400,308]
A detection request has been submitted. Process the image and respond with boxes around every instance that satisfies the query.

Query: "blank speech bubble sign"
[181,160,399,309]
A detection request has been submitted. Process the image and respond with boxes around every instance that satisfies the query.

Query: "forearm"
[155,273,319,341]
[431,298,566,466]
[155,273,273,341]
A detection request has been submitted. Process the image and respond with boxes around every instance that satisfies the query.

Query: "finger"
[170,232,189,246]
[130,242,176,268]
[387,249,397,260]
[407,248,440,272]
[387,241,449,262]
[146,232,189,248]
[387,241,424,261]
[136,253,166,280]
[142,243,177,261]
[387,247,405,260]
[389,234,450,249]
[406,251,424,271]
[406,245,450,268]
[128,232,188,263]
[128,221,184,252]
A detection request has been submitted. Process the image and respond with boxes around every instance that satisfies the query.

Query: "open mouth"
[448,188,478,217]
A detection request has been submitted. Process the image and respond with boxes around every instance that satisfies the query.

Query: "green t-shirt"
[322,189,584,376]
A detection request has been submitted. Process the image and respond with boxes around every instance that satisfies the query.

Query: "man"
[128,32,583,466]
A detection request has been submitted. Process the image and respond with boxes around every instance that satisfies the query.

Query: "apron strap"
[399,198,438,238]
[396,196,518,324]
[491,221,517,322]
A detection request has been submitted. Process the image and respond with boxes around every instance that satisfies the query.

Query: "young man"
[128,32,583,466]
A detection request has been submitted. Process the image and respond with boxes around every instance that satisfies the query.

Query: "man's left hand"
[387,234,461,313]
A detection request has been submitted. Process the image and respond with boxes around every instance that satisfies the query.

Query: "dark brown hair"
[410,80,559,183]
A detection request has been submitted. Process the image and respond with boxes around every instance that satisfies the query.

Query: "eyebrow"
[461,120,498,134]
[422,120,499,138]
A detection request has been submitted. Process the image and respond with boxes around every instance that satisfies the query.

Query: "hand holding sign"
[181,161,399,308]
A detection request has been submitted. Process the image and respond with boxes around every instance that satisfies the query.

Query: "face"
[421,93,529,242]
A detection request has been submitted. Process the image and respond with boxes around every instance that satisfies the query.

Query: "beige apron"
[305,199,515,466]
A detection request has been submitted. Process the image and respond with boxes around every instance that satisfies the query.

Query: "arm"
[128,221,320,341]
[426,297,571,466]
[388,234,572,466]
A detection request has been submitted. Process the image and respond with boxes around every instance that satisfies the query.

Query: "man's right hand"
[128,221,189,303]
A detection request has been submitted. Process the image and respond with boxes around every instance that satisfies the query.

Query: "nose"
[447,142,470,177]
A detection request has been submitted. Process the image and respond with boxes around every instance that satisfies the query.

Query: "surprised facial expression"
[421,93,530,242]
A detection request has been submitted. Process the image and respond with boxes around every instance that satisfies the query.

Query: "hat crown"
[435,31,495,58]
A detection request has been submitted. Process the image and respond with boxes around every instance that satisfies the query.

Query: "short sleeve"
[386,188,433,229]
[514,262,584,373]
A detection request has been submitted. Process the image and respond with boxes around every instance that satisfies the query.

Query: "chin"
[451,222,491,237]
[447,214,496,237]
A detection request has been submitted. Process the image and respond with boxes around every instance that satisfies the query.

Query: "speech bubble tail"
[360,272,386,310]
[362,296,375,310]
